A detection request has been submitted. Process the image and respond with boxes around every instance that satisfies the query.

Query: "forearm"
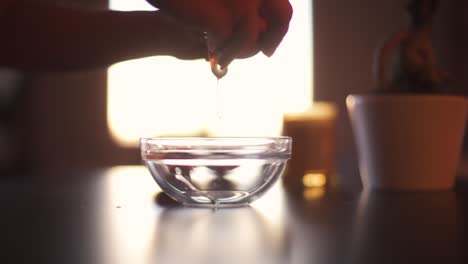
[0,0,172,71]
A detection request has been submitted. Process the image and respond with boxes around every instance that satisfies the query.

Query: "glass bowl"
[141,137,291,207]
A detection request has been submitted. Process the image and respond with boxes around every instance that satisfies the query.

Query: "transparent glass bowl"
[141,137,292,207]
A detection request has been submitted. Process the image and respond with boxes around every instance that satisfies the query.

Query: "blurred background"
[0,0,467,188]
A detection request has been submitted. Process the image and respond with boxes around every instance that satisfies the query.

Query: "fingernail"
[263,48,275,57]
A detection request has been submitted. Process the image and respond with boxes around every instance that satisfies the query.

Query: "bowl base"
[182,202,250,208]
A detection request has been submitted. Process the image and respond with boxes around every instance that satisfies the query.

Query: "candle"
[282,102,338,192]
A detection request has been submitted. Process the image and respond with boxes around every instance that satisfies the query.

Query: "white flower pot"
[347,94,467,191]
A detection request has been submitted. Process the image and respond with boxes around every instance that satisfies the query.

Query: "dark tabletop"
[0,166,467,264]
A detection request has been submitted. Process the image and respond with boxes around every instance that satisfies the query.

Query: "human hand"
[146,0,293,67]
[154,12,208,60]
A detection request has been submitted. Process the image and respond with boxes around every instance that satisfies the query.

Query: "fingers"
[174,32,209,60]
[147,0,233,41]
[259,0,293,57]
[156,12,209,60]
[217,15,267,68]
[148,0,293,65]
[218,0,292,65]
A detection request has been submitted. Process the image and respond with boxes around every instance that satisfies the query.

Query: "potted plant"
[347,0,467,191]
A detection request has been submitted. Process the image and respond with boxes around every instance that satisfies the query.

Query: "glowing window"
[108,0,313,147]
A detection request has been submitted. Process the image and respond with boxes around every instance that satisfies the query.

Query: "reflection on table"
[0,166,466,264]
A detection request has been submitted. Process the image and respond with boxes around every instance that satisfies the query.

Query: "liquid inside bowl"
[141,137,291,207]
[145,153,287,207]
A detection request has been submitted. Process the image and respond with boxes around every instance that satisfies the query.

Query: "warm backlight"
[108,0,313,147]
[302,171,327,188]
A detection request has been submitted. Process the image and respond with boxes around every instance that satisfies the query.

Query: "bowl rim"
[140,136,292,158]
[140,136,291,141]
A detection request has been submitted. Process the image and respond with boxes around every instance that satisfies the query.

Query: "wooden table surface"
[1,166,467,264]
